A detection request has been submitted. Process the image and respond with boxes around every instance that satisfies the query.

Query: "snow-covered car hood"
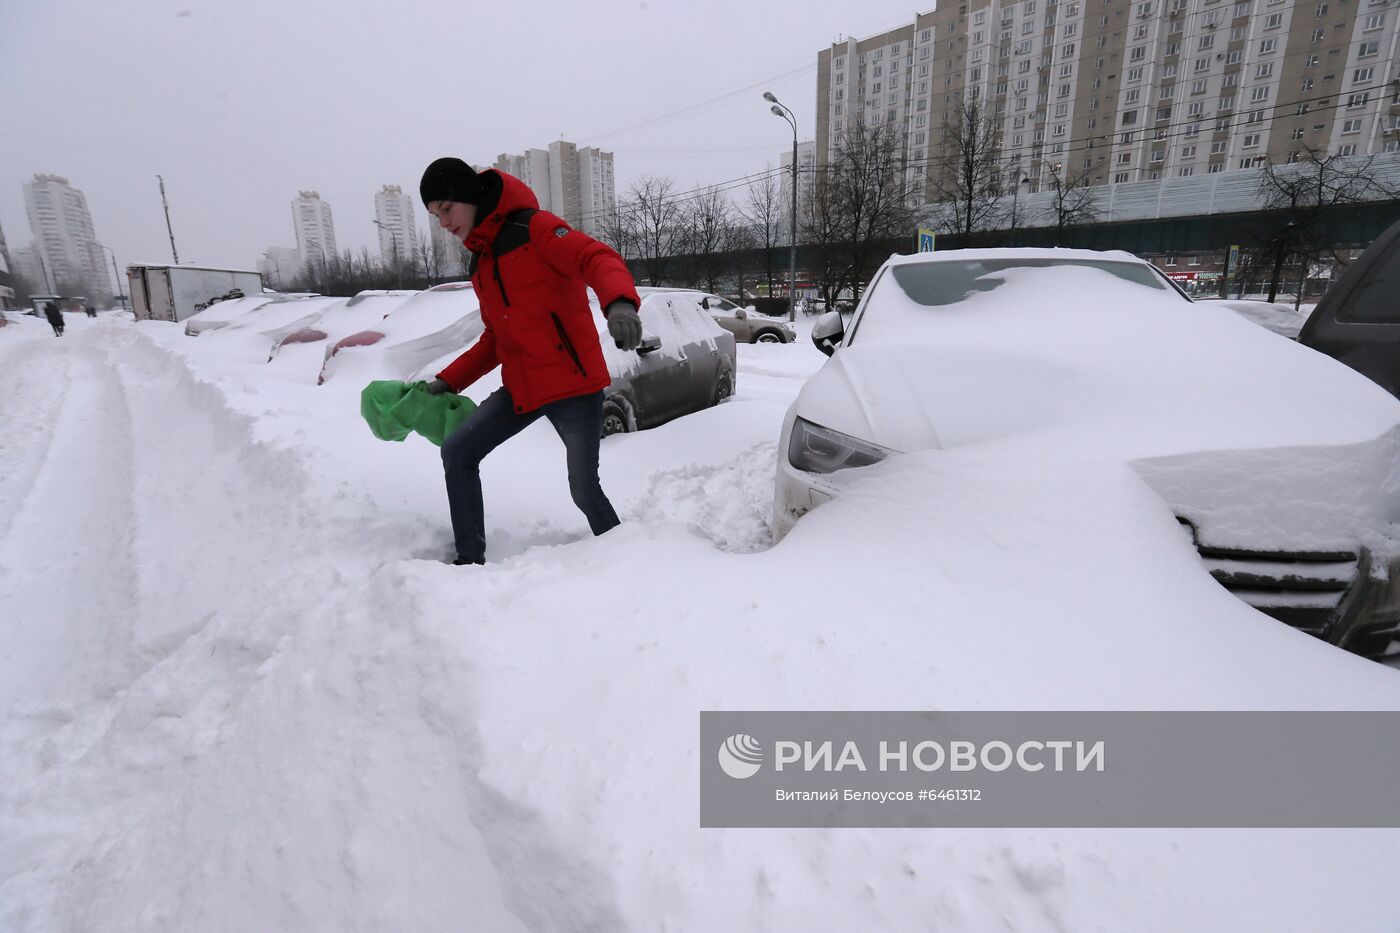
[796,265,1400,461]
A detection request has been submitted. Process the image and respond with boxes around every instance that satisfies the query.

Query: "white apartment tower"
[22,174,110,295]
[291,191,337,266]
[494,141,616,238]
[817,1,1400,200]
[373,184,419,267]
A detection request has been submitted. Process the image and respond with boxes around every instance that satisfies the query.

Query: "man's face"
[428,200,477,242]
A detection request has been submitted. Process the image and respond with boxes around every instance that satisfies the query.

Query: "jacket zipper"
[493,261,510,307]
[552,313,587,377]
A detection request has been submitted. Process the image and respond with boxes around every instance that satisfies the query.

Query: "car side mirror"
[734,308,747,320]
[637,335,662,355]
[811,310,845,357]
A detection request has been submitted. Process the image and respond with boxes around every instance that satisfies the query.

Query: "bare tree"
[682,186,737,295]
[1251,148,1395,304]
[740,168,785,300]
[929,98,1005,236]
[621,175,683,286]
[416,227,442,286]
[800,172,847,310]
[1044,162,1100,246]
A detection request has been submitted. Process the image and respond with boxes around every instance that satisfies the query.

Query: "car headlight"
[788,417,894,474]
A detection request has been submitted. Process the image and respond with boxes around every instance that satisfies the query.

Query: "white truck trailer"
[128,264,264,323]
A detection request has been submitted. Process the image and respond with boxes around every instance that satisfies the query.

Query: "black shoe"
[452,556,484,566]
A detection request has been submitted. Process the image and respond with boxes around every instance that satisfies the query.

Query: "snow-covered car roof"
[885,246,1144,266]
[182,293,285,334]
[814,258,1400,460]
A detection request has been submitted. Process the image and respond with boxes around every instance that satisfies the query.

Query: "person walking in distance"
[43,301,64,337]
[418,157,643,565]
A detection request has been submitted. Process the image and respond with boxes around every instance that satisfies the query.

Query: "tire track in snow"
[0,327,141,711]
[0,330,76,550]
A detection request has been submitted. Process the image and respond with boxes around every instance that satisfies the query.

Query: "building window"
[1342,118,1363,133]
[1338,143,1358,156]
[1178,167,1195,176]
[1259,38,1278,54]
[1364,13,1385,30]
[1264,12,1283,27]
[1250,87,1269,102]
[1208,162,1225,173]
[1114,171,1132,183]
[1359,41,1380,58]
[1348,92,1370,108]
[1243,132,1261,147]
[1189,256,1201,266]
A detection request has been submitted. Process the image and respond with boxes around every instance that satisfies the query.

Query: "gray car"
[600,291,738,436]
[638,288,796,344]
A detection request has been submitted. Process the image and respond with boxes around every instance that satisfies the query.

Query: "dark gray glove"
[606,301,642,351]
[424,378,453,395]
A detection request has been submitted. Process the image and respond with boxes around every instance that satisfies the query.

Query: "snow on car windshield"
[886,258,1169,308]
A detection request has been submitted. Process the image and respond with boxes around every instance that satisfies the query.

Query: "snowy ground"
[3,308,1400,931]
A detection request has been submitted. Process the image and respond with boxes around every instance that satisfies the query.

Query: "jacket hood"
[465,171,540,254]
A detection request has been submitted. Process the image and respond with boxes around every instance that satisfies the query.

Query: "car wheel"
[601,399,630,437]
[712,371,733,404]
[754,329,784,344]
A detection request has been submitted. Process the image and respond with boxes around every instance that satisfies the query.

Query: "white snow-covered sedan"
[774,248,1400,659]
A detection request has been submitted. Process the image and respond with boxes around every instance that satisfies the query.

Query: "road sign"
[917,229,936,252]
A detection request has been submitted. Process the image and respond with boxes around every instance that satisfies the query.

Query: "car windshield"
[884,258,1170,308]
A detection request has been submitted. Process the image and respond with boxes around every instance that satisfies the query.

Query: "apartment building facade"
[373,184,420,267]
[494,141,616,238]
[817,0,1400,204]
[778,140,819,243]
[22,174,110,295]
[291,191,337,267]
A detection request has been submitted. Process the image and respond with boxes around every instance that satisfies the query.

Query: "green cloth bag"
[360,380,477,447]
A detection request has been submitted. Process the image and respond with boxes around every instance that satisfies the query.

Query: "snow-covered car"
[182,292,288,335]
[774,248,1400,659]
[316,282,484,386]
[1198,298,1308,339]
[269,290,419,357]
[638,287,796,344]
[599,291,737,435]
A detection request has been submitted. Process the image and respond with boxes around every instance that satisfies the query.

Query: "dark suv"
[1298,217,1400,398]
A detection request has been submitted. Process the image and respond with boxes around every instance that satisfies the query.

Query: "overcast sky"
[2,0,928,273]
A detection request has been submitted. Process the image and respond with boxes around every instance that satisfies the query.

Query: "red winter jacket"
[436,171,641,414]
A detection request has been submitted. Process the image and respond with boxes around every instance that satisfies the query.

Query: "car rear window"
[886,258,1170,307]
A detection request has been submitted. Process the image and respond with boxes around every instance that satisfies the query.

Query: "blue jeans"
[441,387,620,563]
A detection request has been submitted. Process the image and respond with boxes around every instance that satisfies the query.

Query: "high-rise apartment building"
[22,174,110,295]
[291,191,337,266]
[373,184,419,267]
[778,140,818,243]
[494,141,616,238]
[817,2,1400,201]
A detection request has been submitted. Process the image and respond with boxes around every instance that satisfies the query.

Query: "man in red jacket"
[419,157,643,565]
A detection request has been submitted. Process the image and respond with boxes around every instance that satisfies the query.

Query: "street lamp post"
[764,90,799,323]
[1009,168,1031,232]
[99,244,127,309]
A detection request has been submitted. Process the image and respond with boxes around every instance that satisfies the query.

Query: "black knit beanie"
[419,157,484,207]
